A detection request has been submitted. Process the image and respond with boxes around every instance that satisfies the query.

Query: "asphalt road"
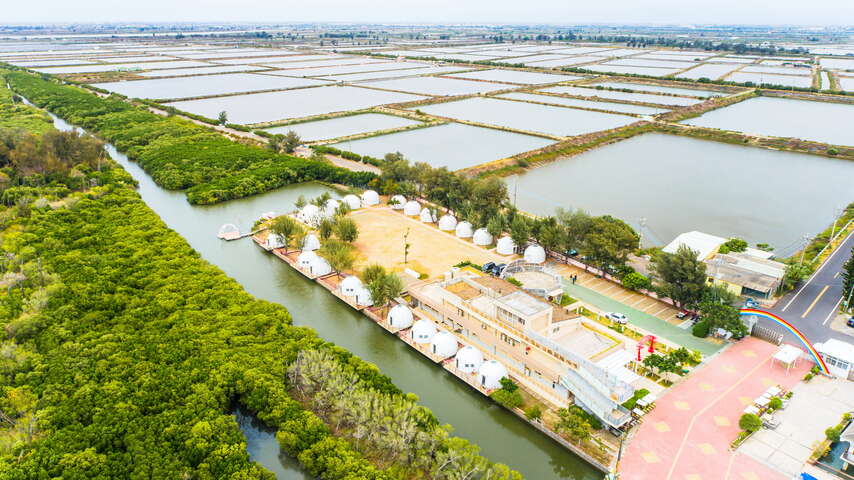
[762,229,854,345]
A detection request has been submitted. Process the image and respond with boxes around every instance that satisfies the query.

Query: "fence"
[751,324,783,345]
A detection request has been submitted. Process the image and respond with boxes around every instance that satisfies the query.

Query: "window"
[457,308,465,318]
[500,333,518,347]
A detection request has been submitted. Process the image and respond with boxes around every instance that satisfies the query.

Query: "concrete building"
[408,273,636,430]
[816,338,854,380]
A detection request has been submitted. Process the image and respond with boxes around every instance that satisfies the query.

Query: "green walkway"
[562,279,722,356]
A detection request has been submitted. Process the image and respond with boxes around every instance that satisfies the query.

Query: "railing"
[561,369,631,429]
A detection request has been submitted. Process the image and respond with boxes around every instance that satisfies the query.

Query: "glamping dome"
[430,331,459,358]
[339,275,363,296]
[473,228,493,246]
[297,251,319,269]
[524,244,546,264]
[387,304,414,329]
[390,195,406,210]
[342,194,362,210]
[411,319,436,344]
[496,236,516,255]
[355,287,373,307]
[265,233,284,249]
[419,207,436,223]
[455,221,473,238]
[299,204,321,225]
[361,190,380,206]
[403,200,421,216]
[455,346,484,373]
[324,198,341,216]
[302,233,320,251]
[438,214,457,232]
[309,256,332,276]
[478,360,508,389]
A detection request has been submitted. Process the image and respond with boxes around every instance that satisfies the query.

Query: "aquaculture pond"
[165,85,425,124]
[98,72,331,100]
[498,92,669,116]
[507,133,854,254]
[591,81,724,97]
[138,64,268,77]
[681,96,854,146]
[360,75,510,96]
[446,69,577,85]
[582,64,683,77]
[724,72,812,88]
[34,60,211,73]
[45,110,602,480]
[676,63,740,80]
[540,86,702,106]
[415,96,637,136]
[329,122,553,170]
[264,113,422,141]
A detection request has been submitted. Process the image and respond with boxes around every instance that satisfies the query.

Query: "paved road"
[762,229,854,345]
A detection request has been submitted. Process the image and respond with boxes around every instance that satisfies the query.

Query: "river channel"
[46,111,602,479]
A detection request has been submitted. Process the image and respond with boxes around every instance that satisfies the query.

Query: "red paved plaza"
[619,337,810,480]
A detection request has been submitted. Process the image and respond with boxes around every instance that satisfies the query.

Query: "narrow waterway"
[47,113,602,479]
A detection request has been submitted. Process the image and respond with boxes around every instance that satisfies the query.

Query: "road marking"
[834,271,840,279]
[782,229,854,312]
[801,285,829,318]
[824,296,844,325]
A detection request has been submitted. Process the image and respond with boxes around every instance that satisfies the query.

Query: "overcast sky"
[4,0,854,26]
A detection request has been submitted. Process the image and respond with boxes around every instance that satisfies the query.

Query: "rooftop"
[664,231,775,261]
[496,290,552,317]
[705,252,786,293]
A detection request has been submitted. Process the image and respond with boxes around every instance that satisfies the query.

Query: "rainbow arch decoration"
[739,309,829,374]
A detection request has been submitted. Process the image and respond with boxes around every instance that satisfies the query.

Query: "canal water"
[46,113,602,479]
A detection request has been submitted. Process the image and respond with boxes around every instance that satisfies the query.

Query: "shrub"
[826,425,843,442]
[507,277,523,287]
[524,405,542,420]
[491,389,523,409]
[692,320,711,338]
[828,148,839,155]
[768,397,782,411]
[621,272,651,291]
[739,413,762,433]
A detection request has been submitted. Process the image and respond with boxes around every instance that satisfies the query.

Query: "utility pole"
[830,207,843,242]
[799,234,812,264]
[638,217,647,246]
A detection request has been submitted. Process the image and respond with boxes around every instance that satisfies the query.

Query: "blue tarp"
[800,473,818,480]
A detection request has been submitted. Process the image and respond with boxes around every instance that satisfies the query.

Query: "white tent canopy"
[390,195,406,209]
[773,344,803,372]
[524,244,546,264]
[455,221,474,238]
[420,207,436,223]
[438,214,457,232]
[473,228,493,246]
[496,236,516,255]
[342,194,362,210]
[361,190,380,206]
[404,200,421,216]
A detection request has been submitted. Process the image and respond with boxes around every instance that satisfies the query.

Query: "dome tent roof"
[355,287,373,306]
[390,195,406,209]
[299,204,321,225]
[302,233,320,251]
[455,221,473,238]
[323,198,340,216]
[387,304,414,329]
[438,214,457,231]
[496,236,516,255]
[478,360,508,389]
[473,228,493,246]
[339,275,363,295]
[419,207,436,223]
[361,190,380,206]
[342,194,362,210]
[297,250,319,267]
[455,346,484,373]
[430,330,459,358]
[265,233,284,249]
[309,256,332,276]
[411,319,436,344]
[403,200,421,216]
[524,244,546,264]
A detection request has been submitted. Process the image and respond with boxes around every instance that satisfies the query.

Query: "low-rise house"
[816,338,854,381]
[408,273,637,431]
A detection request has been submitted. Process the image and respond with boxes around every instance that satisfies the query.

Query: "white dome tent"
[455,346,484,373]
[496,236,516,255]
[217,223,240,240]
[302,233,320,251]
[323,199,341,216]
[390,195,406,210]
[438,214,457,232]
[473,228,493,246]
[265,233,285,249]
[524,244,546,264]
[361,190,380,206]
[342,194,362,210]
[355,287,373,307]
[387,304,414,329]
[455,221,473,238]
[299,204,322,226]
[339,276,363,296]
[478,360,508,389]
[430,331,459,358]
[297,251,320,272]
[411,319,437,344]
[308,256,332,276]
[419,207,436,223]
[403,200,421,216]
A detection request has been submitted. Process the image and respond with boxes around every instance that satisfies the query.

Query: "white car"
[605,312,628,324]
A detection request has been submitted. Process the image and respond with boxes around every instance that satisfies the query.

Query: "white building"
[455,221,474,238]
[455,346,484,373]
[438,214,457,232]
[496,236,516,255]
[411,319,436,344]
[387,304,414,329]
[478,360,508,389]
[361,190,380,206]
[473,228,493,246]
[816,339,854,380]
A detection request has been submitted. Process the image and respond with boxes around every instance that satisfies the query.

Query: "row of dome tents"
[296,190,380,227]
[388,303,509,389]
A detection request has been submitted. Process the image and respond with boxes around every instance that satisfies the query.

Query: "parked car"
[743,298,759,309]
[493,263,507,276]
[676,310,690,319]
[847,317,854,329]
[482,262,496,274]
[565,249,579,257]
[605,312,628,324]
